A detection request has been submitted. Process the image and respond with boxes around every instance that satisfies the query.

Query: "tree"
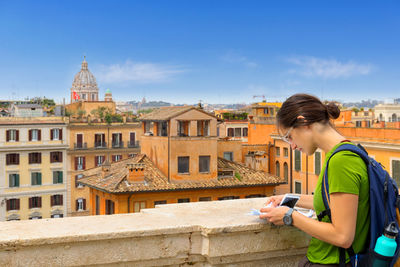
[77,109,86,118]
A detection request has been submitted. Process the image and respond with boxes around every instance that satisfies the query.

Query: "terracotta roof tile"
[140,106,194,121]
[79,155,284,194]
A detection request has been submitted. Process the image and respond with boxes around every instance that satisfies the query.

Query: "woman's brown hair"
[276,93,340,129]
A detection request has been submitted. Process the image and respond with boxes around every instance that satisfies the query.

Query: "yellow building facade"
[0,117,68,221]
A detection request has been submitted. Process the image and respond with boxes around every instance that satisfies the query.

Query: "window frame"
[199,155,210,173]
[178,156,190,174]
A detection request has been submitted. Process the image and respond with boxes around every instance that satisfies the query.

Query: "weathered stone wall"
[0,198,311,266]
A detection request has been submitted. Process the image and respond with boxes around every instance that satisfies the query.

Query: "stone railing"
[0,198,311,267]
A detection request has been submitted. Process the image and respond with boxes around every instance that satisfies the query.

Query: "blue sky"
[0,1,399,104]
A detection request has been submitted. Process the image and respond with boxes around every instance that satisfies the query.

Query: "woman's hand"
[264,195,284,208]
[259,205,290,225]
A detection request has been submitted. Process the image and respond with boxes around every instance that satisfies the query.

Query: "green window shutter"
[295,150,301,171]
[315,152,321,175]
[393,160,400,187]
[9,175,13,187]
[31,173,34,185]
[38,173,42,185]
[16,174,19,187]
[59,171,63,183]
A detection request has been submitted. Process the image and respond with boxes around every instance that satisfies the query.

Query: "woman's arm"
[260,192,358,248]
[265,194,314,209]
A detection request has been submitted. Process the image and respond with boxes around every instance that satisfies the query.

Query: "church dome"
[72,58,98,88]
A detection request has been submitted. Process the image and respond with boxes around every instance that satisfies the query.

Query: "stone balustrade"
[0,198,311,266]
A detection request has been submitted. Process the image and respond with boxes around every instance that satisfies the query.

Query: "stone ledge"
[0,198,311,266]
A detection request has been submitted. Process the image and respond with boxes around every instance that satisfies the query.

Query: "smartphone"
[279,194,300,208]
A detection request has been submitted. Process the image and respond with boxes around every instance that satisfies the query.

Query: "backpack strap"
[318,143,369,267]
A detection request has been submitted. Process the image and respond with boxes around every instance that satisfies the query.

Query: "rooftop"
[140,105,215,121]
[79,154,284,193]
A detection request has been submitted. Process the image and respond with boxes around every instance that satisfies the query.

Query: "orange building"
[67,120,142,216]
[78,106,284,215]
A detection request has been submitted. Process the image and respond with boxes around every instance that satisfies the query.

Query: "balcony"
[0,198,310,266]
[94,141,107,149]
[73,142,87,150]
[127,140,140,148]
[111,141,124,148]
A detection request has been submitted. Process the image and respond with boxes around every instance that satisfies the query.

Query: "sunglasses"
[281,126,294,144]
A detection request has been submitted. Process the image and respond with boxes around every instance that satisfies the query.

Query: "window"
[53,171,63,184]
[29,152,42,164]
[6,153,19,165]
[234,128,242,137]
[177,121,189,136]
[29,197,42,209]
[245,194,266,198]
[51,214,63,218]
[31,172,42,186]
[9,174,19,187]
[243,127,248,137]
[112,133,122,148]
[263,108,269,114]
[76,198,86,211]
[178,198,190,203]
[29,129,41,141]
[284,148,289,158]
[295,181,302,194]
[96,195,100,215]
[218,196,240,200]
[105,200,115,215]
[315,152,321,175]
[223,152,233,161]
[392,160,400,187]
[91,93,96,101]
[75,156,85,170]
[159,121,168,136]
[284,163,289,183]
[82,93,86,100]
[50,151,63,163]
[112,155,122,162]
[276,147,280,157]
[129,132,137,147]
[50,128,62,140]
[134,201,146,212]
[178,156,189,173]
[154,200,167,206]
[294,150,301,171]
[51,195,63,206]
[94,133,106,148]
[6,129,19,142]
[356,121,362,127]
[75,174,84,188]
[197,120,209,136]
[276,161,280,177]
[199,197,211,201]
[199,156,210,173]
[227,128,234,137]
[6,199,20,211]
[95,155,105,167]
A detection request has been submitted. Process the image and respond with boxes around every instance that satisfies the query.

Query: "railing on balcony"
[94,142,107,149]
[111,141,124,148]
[127,141,140,148]
[74,142,87,149]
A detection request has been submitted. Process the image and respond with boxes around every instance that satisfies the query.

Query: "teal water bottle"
[374,222,398,257]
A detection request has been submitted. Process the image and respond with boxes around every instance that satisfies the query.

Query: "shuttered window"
[227,128,234,137]
[6,129,19,142]
[315,152,321,175]
[50,152,63,163]
[295,181,302,194]
[9,174,20,187]
[105,200,115,215]
[276,147,280,157]
[6,153,19,165]
[29,197,42,208]
[276,161,280,177]
[284,163,289,183]
[31,172,42,185]
[29,152,42,164]
[53,171,63,184]
[51,195,63,206]
[50,128,62,140]
[6,199,20,211]
[294,150,301,171]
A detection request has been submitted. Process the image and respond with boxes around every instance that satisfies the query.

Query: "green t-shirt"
[306,142,370,264]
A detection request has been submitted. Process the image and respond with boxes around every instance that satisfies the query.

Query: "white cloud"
[286,56,373,79]
[221,51,258,68]
[95,60,186,84]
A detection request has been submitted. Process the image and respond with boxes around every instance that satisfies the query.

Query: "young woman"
[260,94,369,266]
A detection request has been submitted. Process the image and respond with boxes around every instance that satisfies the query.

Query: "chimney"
[102,160,111,178]
[127,163,145,183]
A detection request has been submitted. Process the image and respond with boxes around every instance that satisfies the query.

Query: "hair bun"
[326,102,340,120]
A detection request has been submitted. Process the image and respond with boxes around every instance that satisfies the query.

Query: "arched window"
[379,114,383,121]
[392,113,398,122]
[284,163,289,183]
[276,161,280,177]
